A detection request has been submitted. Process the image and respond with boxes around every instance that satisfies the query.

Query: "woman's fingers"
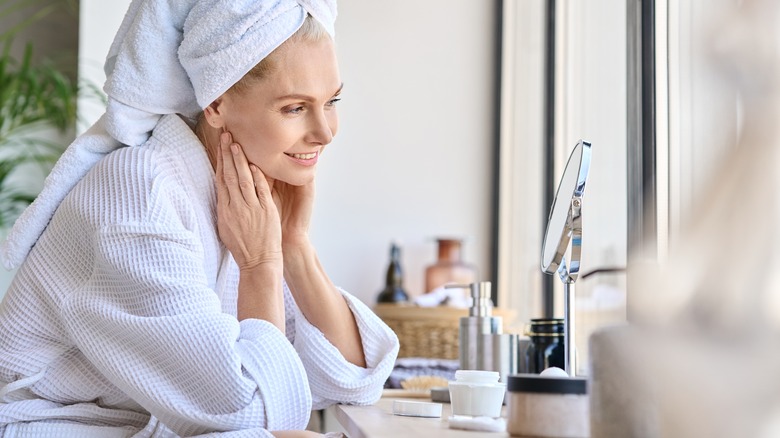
[251,164,272,204]
[215,132,229,205]
[220,132,257,204]
[219,132,241,202]
[231,143,259,203]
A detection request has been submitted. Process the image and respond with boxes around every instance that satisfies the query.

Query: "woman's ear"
[203,98,226,128]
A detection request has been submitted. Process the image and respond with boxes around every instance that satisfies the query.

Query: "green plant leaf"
[0,29,89,227]
[0,42,79,142]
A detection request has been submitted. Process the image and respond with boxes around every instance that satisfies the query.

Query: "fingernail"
[250,164,258,172]
[221,132,229,144]
[231,144,239,155]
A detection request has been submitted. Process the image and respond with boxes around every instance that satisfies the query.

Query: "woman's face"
[210,37,341,186]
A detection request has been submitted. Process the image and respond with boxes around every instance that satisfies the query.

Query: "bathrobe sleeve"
[60,220,311,437]
[283,285,400,410]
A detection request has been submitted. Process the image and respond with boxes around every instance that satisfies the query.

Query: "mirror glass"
[541,140,591,275]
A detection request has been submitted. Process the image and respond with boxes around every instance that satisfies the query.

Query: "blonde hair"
[227,15,330,95]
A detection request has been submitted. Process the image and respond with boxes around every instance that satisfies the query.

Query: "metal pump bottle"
[448,281,503,370]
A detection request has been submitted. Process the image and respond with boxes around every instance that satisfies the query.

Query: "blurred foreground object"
[590,0,780,436]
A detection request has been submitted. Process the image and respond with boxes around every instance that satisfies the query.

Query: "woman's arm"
[269,174,366,367]
[282,240,366,367]
[283,282,399,409]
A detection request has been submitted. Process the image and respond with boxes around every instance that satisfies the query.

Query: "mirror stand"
[563,279,576,375]
[540,140,590,377]
[558,194,582,376]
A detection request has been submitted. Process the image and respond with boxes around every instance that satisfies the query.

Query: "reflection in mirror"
[540,140,591,376]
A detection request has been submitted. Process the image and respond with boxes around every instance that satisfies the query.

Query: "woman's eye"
[284,105,305,115]
[326,98,341,107]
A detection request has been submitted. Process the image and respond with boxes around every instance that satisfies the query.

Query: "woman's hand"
[216,132,285,327]
[215,132,282,271]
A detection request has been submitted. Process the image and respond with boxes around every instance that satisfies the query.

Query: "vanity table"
[331,398,509,438]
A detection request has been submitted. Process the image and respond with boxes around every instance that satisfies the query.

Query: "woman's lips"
[284,150,319,166]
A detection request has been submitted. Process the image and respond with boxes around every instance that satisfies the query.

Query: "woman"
[0,0,398,436]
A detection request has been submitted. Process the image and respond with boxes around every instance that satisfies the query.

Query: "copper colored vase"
[424,238,477,293]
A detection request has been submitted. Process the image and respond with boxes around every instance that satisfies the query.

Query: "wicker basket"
[374,304,515,360]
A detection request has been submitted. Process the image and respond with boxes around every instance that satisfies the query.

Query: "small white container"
[392,400,443,418]
[448,370,506,418]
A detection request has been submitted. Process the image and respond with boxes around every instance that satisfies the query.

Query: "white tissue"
[413,285,471,308]
[448,415,507,432]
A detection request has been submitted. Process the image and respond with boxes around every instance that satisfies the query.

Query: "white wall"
[78,1,126,132]
[315,0,495,303]
[78,0,496,305]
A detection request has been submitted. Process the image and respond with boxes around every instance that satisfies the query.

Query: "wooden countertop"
[331,397,509,438]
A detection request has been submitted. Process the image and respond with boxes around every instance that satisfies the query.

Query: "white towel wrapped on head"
[1,0,337,270]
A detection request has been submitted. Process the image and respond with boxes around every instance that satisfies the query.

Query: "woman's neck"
[195,114,219,172]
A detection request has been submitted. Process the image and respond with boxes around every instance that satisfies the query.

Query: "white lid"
[392,400,443,418]
[454,370,500,383]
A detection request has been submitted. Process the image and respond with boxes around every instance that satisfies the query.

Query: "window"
[498,0,628,375]
[497,0,743,375]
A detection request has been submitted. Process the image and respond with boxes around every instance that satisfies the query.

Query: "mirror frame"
[541,140,592,281]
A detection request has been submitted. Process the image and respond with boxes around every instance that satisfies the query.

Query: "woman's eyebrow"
[274,83,344,102]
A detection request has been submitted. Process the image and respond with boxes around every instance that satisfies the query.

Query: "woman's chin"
[274,171,315,187]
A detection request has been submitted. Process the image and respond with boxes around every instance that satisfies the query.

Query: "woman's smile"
[284,150,320,166]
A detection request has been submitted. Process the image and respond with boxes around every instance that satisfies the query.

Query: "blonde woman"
[0,1,399,436]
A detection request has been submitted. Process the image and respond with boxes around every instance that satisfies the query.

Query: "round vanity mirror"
[539,139,591,376]
[541,140,592,279]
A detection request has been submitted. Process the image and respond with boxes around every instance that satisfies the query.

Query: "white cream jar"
[448,370,506,418]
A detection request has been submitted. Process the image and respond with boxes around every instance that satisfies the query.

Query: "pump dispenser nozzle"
[469,281,492,317]
[447,281,502,370]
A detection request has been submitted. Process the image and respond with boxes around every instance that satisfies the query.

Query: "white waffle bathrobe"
[0,114,399,437]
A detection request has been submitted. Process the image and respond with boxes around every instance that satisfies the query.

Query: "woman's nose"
[306,109,335,145]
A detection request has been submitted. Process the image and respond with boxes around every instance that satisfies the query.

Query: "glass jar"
[424,238,477,293]
[524,318,565,374]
